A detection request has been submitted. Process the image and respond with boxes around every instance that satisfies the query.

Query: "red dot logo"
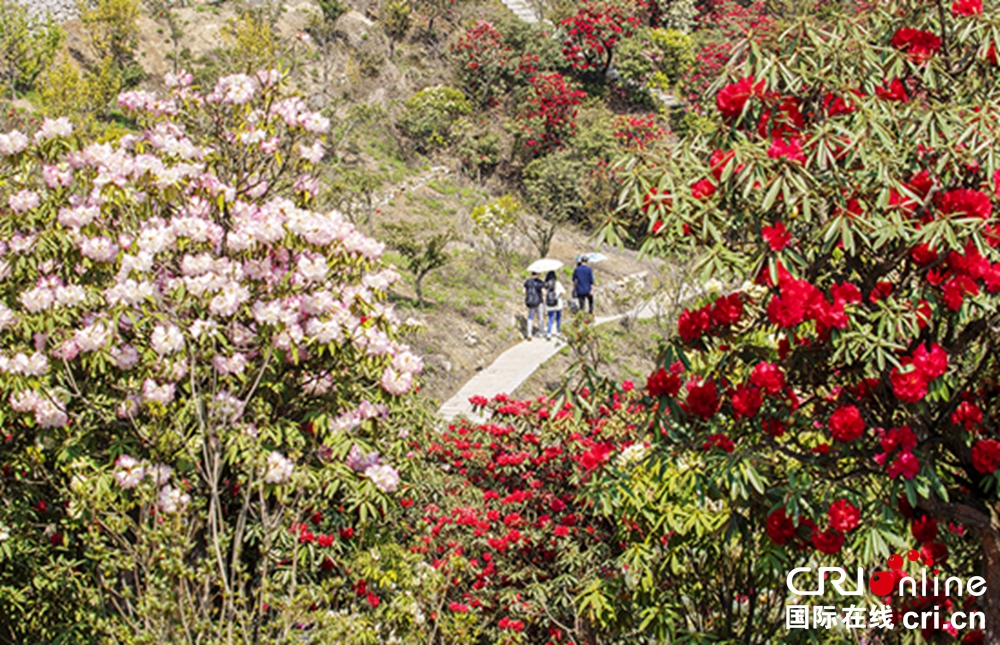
[869,571,894,596]
[887,553,903,569]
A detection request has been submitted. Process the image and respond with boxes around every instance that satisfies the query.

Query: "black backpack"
[525,280,543,307]
[545,282,558,307]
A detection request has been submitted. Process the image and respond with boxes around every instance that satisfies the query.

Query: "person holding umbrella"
[543,270,565,340]
[572,255,595,314]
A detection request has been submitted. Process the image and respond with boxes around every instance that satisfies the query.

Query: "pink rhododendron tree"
[596,0,1000,641]
[0,71,425,641]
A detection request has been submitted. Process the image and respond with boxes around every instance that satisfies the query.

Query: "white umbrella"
[577,252,608,263]
[526,258,564,273]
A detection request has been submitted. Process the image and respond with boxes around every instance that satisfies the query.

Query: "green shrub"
[0,0,63,98]
[397,85,472,151]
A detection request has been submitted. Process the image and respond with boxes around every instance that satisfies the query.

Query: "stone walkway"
[437,299,661,421]
[498,0,541,23]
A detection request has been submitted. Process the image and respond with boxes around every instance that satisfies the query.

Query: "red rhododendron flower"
[912,342,948,380]
[952,0,982,15]
[822,91,856,116]
[767,136,805,164]
[829,405,865,442]
[831,282,862,304]
[711,293,744,326]
[766,508,797,545]
[912,515,938,543]
[971,439,1000,474]
[704,433,735,453]
[761,222,791,251]
[750,362,786,395]
[943,275,979,310]
[449,601,469,613]
[921,540,948,565]
[691,178,717,199]
[812,527,845,554]
[910,243,938,266]
[684,379,720,420]
[731,384,762,420]
[647,365,682,397]
[829,499,861,533]
[579,443,612,470]
[678,307,711,341]
[891,28,942,63]
[881,425,917,454]
[936,188,993,220]
[890,366,928,403]
[716,76,764,119]
[710,149,737,181]
[888,450,920,479]
[952,401,983,431]
[875,77,908,102]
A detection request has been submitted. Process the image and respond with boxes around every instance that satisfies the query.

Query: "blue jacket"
[572,264,594,295]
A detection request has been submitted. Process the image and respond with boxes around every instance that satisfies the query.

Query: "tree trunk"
[415,275,424,308]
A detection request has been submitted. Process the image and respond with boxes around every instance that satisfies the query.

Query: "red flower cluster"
[683,379,721,420]
[889,343,948,403]
[765,508,797,544]
[647,361,684,397]
[876,77,908,102]
[716,76,765,120]
[971,439,1000,474]
[828,499,860,533]
[709,149,740,181]
[874,425,919,479]
[560,0,643,72]
[677,293,745,342]
[952,0,982,16]
[766,273,859,334]
[891,28,942,63]
[812,527,845,554]
[449,21,509,106]
[828,405,865,442]
[703,433,735,453]
[761,222,791,251]
[613,114,667,151]
[936,188,993,220]
[521,73,587,153]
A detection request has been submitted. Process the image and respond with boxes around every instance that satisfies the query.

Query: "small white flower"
[151,324,185,355]
[264,451,294,484]
[364,463,400,493]
[114,455,145,489]
[158,485,190,513]
[142,379,175,404]
[380,367,413,396]
[75,322,111,353]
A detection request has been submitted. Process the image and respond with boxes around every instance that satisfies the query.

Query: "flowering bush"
[560,0,646,75]
[518,72,587,154]
[400,391,649,643]
[602,0,1000,639]
[0,70,424,641]
[449,21,510,108]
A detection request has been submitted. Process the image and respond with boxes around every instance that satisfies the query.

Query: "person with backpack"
[543,270,565,341]
[572,256,595,315]
[523,272,545,341]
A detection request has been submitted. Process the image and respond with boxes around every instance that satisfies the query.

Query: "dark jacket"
[524,278,544,307]
[572,264,594,295]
